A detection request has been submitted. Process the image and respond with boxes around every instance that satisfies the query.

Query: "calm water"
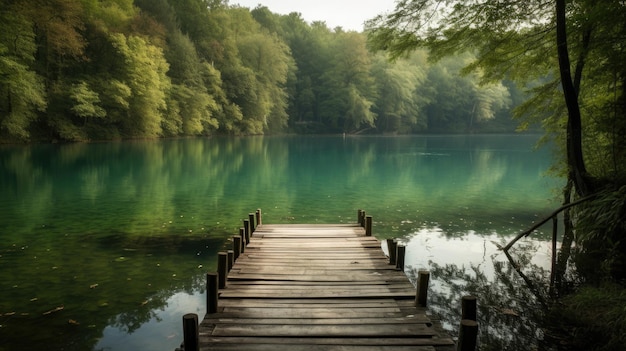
[0,135,561,350]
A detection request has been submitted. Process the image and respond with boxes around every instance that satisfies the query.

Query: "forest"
[0,0,521,143]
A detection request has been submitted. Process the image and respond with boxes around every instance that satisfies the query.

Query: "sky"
[232,0,397,32]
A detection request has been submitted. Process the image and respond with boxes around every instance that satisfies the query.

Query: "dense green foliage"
[0,0,518,142]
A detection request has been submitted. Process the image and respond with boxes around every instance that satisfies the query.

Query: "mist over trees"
[0,0,519,142]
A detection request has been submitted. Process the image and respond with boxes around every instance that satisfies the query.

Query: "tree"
[0,5,47,140]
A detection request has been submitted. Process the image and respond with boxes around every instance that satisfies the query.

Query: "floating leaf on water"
[501,308,519,317]
[43,306,64,315]
[68,319,79,325]
[114,257,126,262]
[4,312,16,316]
[30,298,38,302]
[140,300,149,306]
[99,302,108,307]
[197,265,203,269]
[89,284,98,289]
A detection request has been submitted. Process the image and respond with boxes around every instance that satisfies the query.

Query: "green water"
[0,135,561,350]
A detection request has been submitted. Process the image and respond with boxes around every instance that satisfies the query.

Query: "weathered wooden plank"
[200,336,452,347]
[216,298,403,307]
[225,273,409,282]
[202,316,432,325]
[218,290,415,299]
[210,323,436,337]
[208,309,406,319]
[201,344,439,351]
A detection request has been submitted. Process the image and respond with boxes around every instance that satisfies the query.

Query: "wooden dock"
[179,211,458,351]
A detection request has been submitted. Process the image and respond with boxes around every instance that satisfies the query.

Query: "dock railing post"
[415,270,430,307]
[217,252,227,289]
[395,245,406,271]
[256,209,262,226]
[239,228,246,253]
[227,250,234,271]
[182,313,199,351]
[365,216,373,236]
[248,213,256,233]
[243,219,251,245]
[233,235,242,261]
[457,320,478,351]
[359,210,366,227]
[386,239,397,265]
[206,272,218,314]
[462,295,477,321]
[458,296,478,351]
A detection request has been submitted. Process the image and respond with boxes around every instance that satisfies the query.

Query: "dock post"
[359,210,366,227]
[415,270,430,307]
[357,209,363,225]
[206,272,218,314]
[386,239,397,265]
[233,235,242,261]
[249,213,256,233]
[243,219,251,245]
[396,245,406,271]
[182,313,199,351]
[218,252,227,289]
[256,209,262,226]
[457,319,478,351]
[365,216,373,236]
[462,295,477,321]
[239,228,246,253]
[227,250,234,271]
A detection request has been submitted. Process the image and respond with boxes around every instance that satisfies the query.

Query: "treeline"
[0,0,520,142]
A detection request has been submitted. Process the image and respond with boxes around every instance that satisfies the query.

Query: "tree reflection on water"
[406,240,558,351]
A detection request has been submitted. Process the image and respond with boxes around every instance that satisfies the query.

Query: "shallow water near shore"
[0,134,561,350]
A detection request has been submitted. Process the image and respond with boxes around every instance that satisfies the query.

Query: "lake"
[0,134,561,350]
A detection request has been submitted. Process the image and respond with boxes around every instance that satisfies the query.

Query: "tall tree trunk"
[556,0,594,196]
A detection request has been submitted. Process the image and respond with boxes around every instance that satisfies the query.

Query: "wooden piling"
[396,245,406,271]
[243,219,251,245]
[248,213,256,236]
[386,239,397,265]
[457,319,478,351]
[416,270,430,307]
[227,250,234,271]
[217,252,227,289]
[239,228,245,253]
[206,272,218,314]
[182,313,199,351]
[256,209,262,226]
[461,295,477,321]
[233,235,241,261]
[365,215,373,236]
[359,210,366,227]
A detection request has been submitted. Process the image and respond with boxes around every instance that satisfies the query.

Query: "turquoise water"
[0,135,561,350]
